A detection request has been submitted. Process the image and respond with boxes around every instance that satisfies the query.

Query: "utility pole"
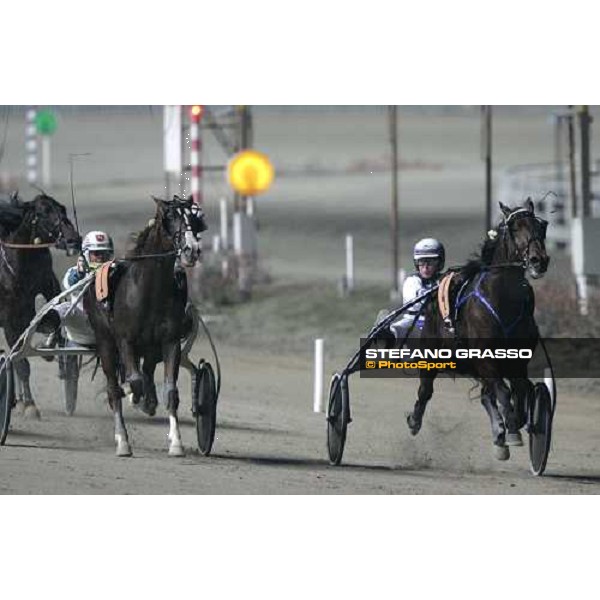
[567,105,578,218]
[482,106,493,232]
[579,105,592,217]
[389,105,400,297]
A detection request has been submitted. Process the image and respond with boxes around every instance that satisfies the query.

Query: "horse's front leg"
[6,324,40,419]
[119,340,144,407]
[163,340,184,456]
[141,352,159,417]
[99,342,131,457]
[407,371,437,436]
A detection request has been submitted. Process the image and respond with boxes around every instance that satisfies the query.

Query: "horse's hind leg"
[407,372,437,436]
[480,384,509,461]
[141,355,159,417]
[119,341,144,406]
[163,341,184,457]
[510,377,533,431]
[492,379,523,447]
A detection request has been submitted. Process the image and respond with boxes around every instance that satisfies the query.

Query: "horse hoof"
[406,413,421,436]
[493,444,510,461]
[116,442,132,457]
[23,403,41,420]
[141,401,157,417]
[168,443,185,457]
[506,432,523,447]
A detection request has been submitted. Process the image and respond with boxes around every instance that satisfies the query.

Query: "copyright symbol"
[366,361,375,369]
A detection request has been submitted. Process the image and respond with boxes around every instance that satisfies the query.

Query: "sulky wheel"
[193,360,217,456]
[59,354,80,416]
[327,372,350,466]
[0,357,15,446]
[528,382,553,476]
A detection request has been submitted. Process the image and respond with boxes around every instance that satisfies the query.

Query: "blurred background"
[1,105,599,361]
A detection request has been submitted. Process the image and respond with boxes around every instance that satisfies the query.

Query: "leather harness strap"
[95,261,114,302]
[437,272,455,321]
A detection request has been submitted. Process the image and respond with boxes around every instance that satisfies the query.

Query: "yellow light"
[190,105,203,118]
[228,150,275,196]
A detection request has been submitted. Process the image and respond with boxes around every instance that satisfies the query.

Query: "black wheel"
[528,382,553,476]
[59,355,80,416]
[0,357,15,446]
[327,373,350,466]
[193,360,217,456]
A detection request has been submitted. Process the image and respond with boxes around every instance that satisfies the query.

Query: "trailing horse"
[84,196,206,457]
[0,192,80,417]
[406,199,550,460]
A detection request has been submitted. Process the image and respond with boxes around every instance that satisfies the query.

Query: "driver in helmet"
[387,238,446,341]
[40,231,115,352]
[64,231,114,288]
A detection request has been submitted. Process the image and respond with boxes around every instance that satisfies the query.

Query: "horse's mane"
[460,232,500,279]
[126,210,170,257]
[0,199,24,237]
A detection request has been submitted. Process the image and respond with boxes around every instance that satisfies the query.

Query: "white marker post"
[212,234,221,254]
[345,234,354,293]
[220,197,228,250]
[313,338,325,413]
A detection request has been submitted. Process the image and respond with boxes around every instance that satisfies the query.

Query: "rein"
[0,240,55,249]
[125,250,177,261]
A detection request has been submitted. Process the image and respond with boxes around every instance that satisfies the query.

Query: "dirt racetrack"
[2,344,600,494]
[1,106,599,493]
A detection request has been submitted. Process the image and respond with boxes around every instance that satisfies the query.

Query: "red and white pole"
[189,105,204,204]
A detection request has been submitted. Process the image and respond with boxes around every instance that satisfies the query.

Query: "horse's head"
[499,198,549,279]
[25,194,81,254]
[154,195,207,267]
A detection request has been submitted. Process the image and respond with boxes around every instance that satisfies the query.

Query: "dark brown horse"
[84,196,206,456]
[0,192,80,417]
[406,199,550,460]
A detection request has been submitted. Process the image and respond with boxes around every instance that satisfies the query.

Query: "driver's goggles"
[416,258,439,267]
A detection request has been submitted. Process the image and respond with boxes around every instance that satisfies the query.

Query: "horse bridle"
[0,204,70,250]
[128,203,204,261]
[498,208,548,270]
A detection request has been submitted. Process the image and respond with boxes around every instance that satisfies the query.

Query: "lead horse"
[407,199,550,460]
[84,196,206,456]
[0,192,80,417]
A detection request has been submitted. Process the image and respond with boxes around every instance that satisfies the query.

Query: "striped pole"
[26,107,38,184]
[190,105,203,204]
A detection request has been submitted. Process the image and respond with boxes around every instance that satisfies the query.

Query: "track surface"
[1,345,599,493]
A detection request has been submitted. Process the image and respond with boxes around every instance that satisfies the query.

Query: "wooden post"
[389,106,400,296]
[567,105,578,218]
[482,106,493,232]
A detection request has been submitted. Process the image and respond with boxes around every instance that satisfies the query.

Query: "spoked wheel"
[327,372,350,466]
[193,360,217,456]
[59,355,80,416]
[0,357,15,446]
[528,382,553,476]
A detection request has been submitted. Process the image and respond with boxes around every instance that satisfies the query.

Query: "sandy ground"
[2,344,600,494]
[1,107,599,493]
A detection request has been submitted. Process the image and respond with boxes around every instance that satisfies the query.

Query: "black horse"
[406,199,550,460]
[0,192,80,417]
[84,196,206,457]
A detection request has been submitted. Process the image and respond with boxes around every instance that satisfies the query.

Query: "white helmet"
[413,238,445,270]
[82,230,114,266]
